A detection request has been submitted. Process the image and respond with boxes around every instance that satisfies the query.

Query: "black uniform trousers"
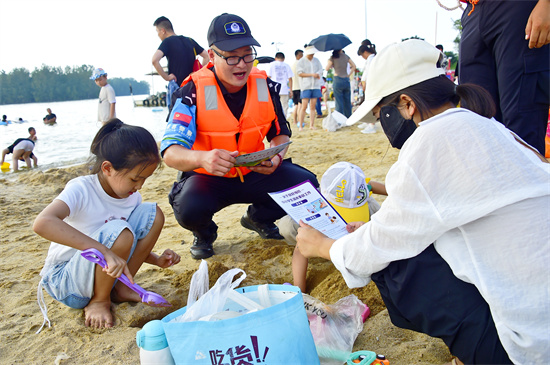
[168,158,318,239]
[459,0,550,155]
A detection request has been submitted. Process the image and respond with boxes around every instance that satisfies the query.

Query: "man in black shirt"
[43,108,56,125]
[152,16,208,107]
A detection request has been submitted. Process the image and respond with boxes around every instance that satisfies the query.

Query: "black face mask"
[379,105,417,149]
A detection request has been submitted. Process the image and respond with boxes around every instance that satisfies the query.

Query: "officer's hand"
[248,154,283,175]
[202,149,237,176]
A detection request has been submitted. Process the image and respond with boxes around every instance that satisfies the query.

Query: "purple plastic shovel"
[81,248,171,307]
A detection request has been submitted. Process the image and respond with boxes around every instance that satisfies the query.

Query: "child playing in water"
[1,127,38,170]
[34,118,180,330]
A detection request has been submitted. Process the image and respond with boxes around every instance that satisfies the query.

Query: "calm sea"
[0,95,169,173]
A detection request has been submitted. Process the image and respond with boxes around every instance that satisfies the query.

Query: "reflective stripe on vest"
[190,66,278,178]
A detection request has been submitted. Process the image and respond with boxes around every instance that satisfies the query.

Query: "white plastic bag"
[323,109,347,132]
[322,113,339,132]
[331,110,348,128]
[172,265,246,323]
[186,260,209,307]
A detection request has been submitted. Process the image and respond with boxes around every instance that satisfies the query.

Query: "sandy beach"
[0,112,452,364]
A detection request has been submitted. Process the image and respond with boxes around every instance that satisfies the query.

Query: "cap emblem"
[225,21,245,35]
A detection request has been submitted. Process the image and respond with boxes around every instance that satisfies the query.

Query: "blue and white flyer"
[268,180,348,239]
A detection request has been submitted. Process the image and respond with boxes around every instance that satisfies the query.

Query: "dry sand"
[0,113,452,364]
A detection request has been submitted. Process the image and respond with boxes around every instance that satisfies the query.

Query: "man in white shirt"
[268,52,293,118]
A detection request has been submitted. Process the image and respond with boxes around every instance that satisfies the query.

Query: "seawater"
[0,95,169,172]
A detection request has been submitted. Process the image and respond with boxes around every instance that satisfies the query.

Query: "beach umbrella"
[256,56,275,64]
[309,33,352,52]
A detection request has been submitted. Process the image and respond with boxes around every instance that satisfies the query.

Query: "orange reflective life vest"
[187,64,278,178]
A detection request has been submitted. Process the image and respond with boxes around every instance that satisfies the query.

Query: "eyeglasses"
[212,47,257,66]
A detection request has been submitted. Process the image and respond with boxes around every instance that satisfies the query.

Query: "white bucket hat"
[346,39,444,126]
[304,45,318,55]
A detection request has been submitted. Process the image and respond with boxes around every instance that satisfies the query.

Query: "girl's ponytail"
[90,118,122,157]
[89,118,160,175]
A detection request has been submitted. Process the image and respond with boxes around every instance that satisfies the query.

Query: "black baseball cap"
[207,13,261,51]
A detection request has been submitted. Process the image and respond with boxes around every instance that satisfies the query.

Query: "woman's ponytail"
[455,83,496,119]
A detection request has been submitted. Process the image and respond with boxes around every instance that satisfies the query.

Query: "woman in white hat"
[296,39,549,364]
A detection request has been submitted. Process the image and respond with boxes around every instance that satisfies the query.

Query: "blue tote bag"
[162,284,319,365]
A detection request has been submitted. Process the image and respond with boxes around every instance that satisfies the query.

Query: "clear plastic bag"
[303,294,369,365]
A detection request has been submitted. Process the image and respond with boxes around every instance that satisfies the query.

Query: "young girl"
[34,118,180,330]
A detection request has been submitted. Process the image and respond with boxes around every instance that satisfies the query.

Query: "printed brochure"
[268,180,349,239]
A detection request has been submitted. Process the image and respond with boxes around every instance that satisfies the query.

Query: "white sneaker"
[361,124,376,134]
[357,122,368,129]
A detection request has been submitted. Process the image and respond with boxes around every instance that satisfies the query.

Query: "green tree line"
[0,64,150,105]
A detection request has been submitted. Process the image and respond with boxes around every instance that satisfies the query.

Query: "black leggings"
[371,245,512,364]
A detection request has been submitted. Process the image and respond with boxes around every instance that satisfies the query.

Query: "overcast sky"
[0,0,463,92]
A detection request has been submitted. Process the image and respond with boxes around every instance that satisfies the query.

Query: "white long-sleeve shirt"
[330,108,550,364]
[296,56,323,92]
